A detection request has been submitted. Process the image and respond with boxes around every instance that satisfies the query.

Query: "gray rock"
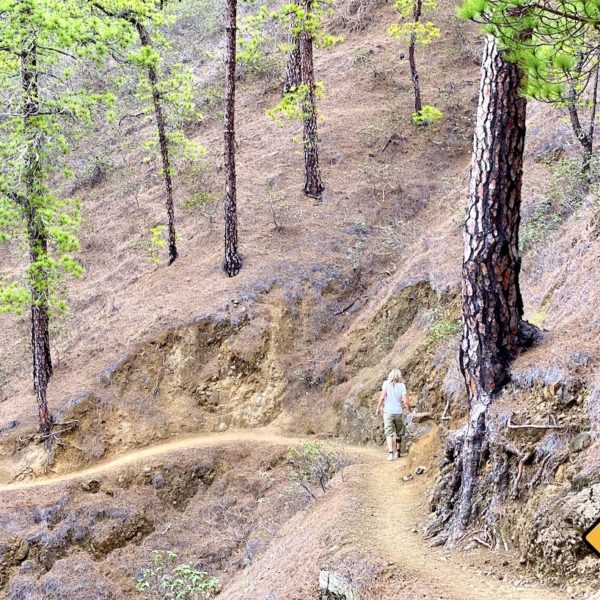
[569,432,592,453]
[319,570,359,600]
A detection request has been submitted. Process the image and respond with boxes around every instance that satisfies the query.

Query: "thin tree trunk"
[283,3,302,95]
[408,0,422,113]
[21,42,53,434]
[567,82,593,175]
[584,61,599,175]
[223,0,242,276]
[135,22,178,265]
[284,34,302,94]
[566,51,600,177]
[451,35,533,542]
[299,0,324,199]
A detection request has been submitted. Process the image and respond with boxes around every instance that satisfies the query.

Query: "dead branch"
[507,418,565,430]
[334,296,364,316]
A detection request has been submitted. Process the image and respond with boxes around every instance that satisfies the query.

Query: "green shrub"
[286,441,349,500]
[135,551,220,599]
[411,105,443,126]
[181,191,219,213]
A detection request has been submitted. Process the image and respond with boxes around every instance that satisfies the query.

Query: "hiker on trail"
[375,369,412,461]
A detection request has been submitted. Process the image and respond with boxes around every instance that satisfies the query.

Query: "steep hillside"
[0,0,599,597]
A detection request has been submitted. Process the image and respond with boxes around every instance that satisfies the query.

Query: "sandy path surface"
[350,458,568,600]
[0,429,568,599]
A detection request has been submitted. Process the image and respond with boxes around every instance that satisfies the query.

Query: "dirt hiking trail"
[0,429,568,599]
[350,459,568,600]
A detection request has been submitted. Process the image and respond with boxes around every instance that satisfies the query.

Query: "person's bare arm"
[375,388,386,416]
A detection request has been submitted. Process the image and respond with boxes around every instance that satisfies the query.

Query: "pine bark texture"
[408,0,422,113]
[298,1,324,199]
[21,42,53,434]
[223,0,242,276]
[136,22,178,265]
[438,36,535,543]
[283,8,302,95]
[460,34,528,406]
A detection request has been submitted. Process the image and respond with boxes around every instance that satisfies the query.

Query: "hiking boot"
[387,452,395,461]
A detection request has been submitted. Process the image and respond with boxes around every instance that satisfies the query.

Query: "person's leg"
[383,414,396,460]
[394,414,406,456]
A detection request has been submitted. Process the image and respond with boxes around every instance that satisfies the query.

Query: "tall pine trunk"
[223,0,242,276]
[21,42,53,434]
[408,0,422,113]
[298,0,324,199]
[451,35,534,541]
[135,22,178,265]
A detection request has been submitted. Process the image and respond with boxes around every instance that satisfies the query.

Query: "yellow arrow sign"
[584,517,600,556]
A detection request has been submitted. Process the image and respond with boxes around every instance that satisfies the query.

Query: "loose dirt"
[0,429,569,599]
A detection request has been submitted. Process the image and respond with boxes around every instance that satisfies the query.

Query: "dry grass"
[0,0,478,434]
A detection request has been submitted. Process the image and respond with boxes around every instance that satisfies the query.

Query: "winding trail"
[0,429,320,492]
[0,429,568,599]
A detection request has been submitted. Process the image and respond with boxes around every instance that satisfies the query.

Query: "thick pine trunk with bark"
[427,36,538,545]
[223,0,242,276]
[298,2,324,199]
[461,35,528,410]
[22,43,53,434]
[408,0,422,113]
[136,22,178,265]
[455,35,529,538]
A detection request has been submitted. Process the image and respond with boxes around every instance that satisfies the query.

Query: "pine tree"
[134,21,178,264]
[460,0,600,170]
[298,0,324,199]
[239,0,341,199]
[283,0,302,94]
[94,0,202,266]
[566,56,599,175]
[389,0,440,124]
[0,0,119,434]
[423,0,600,545]
[223,0,242,276]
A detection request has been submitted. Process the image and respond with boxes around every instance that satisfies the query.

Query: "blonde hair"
[387,369,404,384]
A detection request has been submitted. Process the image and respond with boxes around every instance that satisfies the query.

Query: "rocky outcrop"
[517,483,600,585]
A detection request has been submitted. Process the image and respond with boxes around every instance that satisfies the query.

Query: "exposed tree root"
[425,409,571,550]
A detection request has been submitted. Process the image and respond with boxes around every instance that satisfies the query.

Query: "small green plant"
[412,105,443,126]
[378,220,411,254]
[135,551,220,599]
[250,184,298,232]
[149,225,167,266]
[181,191,220,226]
[427,309,461,351]
[286,441,349,500]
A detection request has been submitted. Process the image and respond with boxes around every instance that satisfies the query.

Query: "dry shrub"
[328,0,388,32]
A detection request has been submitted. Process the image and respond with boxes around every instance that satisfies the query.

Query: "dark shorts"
[383,413,406,438]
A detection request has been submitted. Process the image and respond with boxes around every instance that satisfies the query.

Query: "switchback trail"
[0,429,568,600]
